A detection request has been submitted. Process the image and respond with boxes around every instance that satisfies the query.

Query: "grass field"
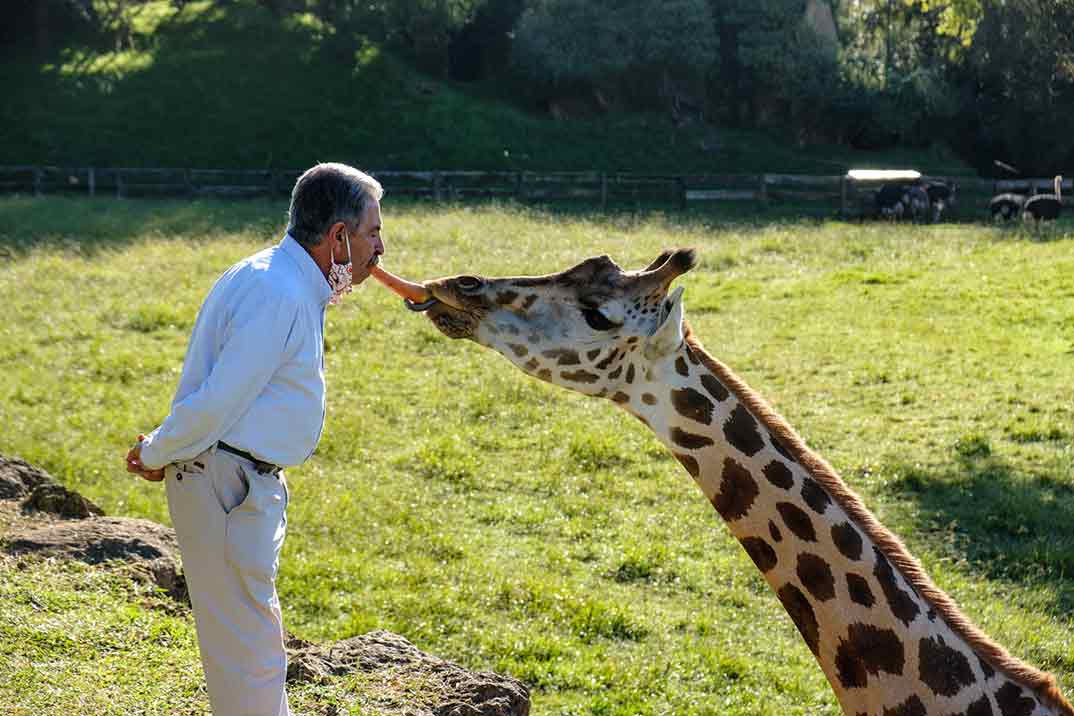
[1,1,971,176]
[1,196,1073,715]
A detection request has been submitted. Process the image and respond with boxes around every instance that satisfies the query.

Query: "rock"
[0,456,55,500]
[288,630,530,716]
[23,482,105,518]
[4,516,188,603]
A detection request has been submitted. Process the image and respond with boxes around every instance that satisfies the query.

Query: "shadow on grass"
[0,195,286,257]
[883,444,1074,618]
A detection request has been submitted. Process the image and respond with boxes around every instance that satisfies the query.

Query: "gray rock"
[0,456,55,500]
[288,630,530,716]
[4,516,188,603]
[22,482,105,518]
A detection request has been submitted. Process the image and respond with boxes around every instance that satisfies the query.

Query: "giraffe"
[374,249,1074,716]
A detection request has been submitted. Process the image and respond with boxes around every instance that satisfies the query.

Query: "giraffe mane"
[683,325,1074,716]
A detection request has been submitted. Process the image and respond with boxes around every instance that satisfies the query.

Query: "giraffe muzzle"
[405,297,440,311]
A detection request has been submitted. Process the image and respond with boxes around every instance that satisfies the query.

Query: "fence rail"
[2,166,1067,216]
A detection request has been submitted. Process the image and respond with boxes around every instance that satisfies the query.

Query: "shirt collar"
[280,233,332,307]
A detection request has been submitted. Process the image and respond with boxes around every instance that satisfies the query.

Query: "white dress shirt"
[140,234,331,470]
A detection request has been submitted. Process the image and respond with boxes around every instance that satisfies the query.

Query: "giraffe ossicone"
[400,248,1073,716]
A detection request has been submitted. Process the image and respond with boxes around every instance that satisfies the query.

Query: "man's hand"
[126,434,165,482]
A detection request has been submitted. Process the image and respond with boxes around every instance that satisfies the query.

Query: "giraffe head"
[416,248,697,396]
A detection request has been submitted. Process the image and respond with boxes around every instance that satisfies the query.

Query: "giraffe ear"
[644,286,685,359]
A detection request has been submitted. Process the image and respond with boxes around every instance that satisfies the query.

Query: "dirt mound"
[287,630,530,716]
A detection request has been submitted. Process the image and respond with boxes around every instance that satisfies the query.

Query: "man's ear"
[644,286,685,360]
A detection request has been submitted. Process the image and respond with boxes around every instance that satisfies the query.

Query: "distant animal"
[990,191,1028,221]
[1023,175,1064,224]
[925,180,956,222]
[875,183,911,221]
[907,184,930,223]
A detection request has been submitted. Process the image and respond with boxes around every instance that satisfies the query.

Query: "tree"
[511,0,717,111]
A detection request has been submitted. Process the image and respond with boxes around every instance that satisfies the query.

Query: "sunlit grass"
[1,197,1073,714]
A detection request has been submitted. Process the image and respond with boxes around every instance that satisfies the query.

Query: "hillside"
[1,1,973,175]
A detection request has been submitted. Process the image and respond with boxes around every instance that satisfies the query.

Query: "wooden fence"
[1,166,1067,217]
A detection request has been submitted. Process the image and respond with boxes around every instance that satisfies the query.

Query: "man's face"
[342,200,384,284]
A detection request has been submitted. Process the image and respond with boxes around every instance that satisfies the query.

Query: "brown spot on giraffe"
[769,520,783,543]
[710,458,760,521]
[586,348,601,361]
[537,368,552,381]
[777,584,820,656]
[769,435,798,463]
[608,365,623,380]
[763,460,794,489]
[873,547,921,626]
[996,682,1036,716]
[675,356,690,376]
[882,695,926,716]
[979,656,997,681]
[596,349,620,370]
[507,343,529,358]
[967,695,996,716]
[724,404,765,456]
[846,573,875,607]
[835,623,906,689]
[832,522,864,561]
[796,552,836,601]
[524,358,540,371]
[670,387,715,425]
[611,392,630,404]
[625,363,636,384]
[740,536,778,573]
[496,290,519,305]
[685,344,701,365]
[919,634,976,697]
[543,349,581,366]
[674,453,699,478]
[671,427,714,450]
[560,369,599,384]
[801,477,832,514]
[777,502,817,542]
[700,373,729,402]
[521,294,538,310]
[642,393,657,405]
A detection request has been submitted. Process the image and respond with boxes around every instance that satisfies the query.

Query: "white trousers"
[165,445,290,716]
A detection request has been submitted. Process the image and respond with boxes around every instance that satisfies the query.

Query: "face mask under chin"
[327,230,353,305]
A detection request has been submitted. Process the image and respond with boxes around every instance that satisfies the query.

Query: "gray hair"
[286,163,384,248]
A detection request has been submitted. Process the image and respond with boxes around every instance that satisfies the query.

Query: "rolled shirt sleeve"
[139,294,301,470]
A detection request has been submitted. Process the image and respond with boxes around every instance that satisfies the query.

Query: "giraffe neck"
[616,334,1071,716]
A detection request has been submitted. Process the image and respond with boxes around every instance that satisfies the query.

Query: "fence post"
[758,174,769,203]
[33,167,42,197]
[88,168,96,197]
[432,171,442,201]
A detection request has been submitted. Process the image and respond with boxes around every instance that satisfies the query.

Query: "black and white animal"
[990,190,1028,221]
[925,180,956,222]
[1023,175,1064,224]
[907,184,930,223]
[875,183,911,220]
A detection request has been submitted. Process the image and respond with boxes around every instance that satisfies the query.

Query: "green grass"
[0,1,972,175]
[1,196,1073,714]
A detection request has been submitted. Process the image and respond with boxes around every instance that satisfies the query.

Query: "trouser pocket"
[225,462,287,604]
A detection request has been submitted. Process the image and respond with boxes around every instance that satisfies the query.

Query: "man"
[124,163,385,715]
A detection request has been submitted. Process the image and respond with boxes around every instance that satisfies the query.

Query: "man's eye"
[581,307,617,331]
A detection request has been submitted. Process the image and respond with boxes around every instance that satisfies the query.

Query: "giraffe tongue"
[369,262,434,305]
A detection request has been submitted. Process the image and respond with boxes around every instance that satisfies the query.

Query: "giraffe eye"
[581,307,618,331]
[456,276,483,293]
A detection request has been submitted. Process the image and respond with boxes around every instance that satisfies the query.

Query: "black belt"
[217,441,282,476]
